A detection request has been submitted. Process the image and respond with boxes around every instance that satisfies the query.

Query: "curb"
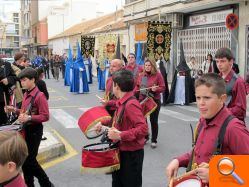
[37,130,66,164]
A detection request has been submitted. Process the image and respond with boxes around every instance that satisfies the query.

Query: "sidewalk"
[37,127,66,164]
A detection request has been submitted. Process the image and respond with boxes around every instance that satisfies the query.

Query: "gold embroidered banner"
[81,36,95,57]
[147,21,172,61]
[97,34,118,68]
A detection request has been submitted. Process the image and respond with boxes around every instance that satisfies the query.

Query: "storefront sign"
[135,23,148,41]
[190,9,233,27]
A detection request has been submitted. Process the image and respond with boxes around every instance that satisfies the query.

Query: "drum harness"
[187,115,235,172]
[225,72,238,106]
[100,96,137,146]
[12,90,40,129]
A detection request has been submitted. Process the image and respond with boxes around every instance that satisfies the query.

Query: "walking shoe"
[151,142,157,148]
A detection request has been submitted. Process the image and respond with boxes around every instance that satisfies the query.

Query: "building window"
[13,13,18,17]
[14,18,19,23]
[14,36,19,42]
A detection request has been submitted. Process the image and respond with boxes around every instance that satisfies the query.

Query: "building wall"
[38,21,48,45]
[48,37,69,55]
[238,1,249,75]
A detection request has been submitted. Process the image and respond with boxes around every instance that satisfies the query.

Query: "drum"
[172,174,204,187]
[78,106,111,139]
[0,124,21,131]
[140,97,157,117]
[81,142,120,174]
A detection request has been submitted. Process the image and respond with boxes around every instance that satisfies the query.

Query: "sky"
[0,0,124,17]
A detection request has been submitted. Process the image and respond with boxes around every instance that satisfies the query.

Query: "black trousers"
[149,99,161,143]
[0,102,7,126]
[112,149,144,187]
[22,124,52,187]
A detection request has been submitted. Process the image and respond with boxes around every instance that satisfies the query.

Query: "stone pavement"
[37,127,66,164]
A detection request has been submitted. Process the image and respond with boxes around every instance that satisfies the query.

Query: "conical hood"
[176,40,190,72]
[115,35,121,59]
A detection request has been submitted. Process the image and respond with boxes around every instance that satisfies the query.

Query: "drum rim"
[173,174,202,186]
[83,142,118,152]
[84,116,111,139]
[0,124,22,131]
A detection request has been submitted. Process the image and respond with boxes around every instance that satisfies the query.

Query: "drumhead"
[0,125,21,131]
[78,106,111,139]
[174,178,202,187]
[83,142,118,152]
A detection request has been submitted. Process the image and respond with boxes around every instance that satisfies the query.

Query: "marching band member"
[215,47,247,122]
[97,69,148,187]
[166,73,249,186]
[5,67,54,187]
[125,53,143,84]
[0,131,28,187]
[102,59,123,116]
[136,59,165,148]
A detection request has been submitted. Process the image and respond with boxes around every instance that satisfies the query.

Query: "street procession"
[1,0,249,187]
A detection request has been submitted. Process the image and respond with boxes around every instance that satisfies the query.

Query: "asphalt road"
[41,75,249,187]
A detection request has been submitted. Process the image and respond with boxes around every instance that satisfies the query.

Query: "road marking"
[160,108,198,121]
[49,105,83,109]
[50,109,78,128]
[175,105,199,113]
[47,87,56,93]
[49,96,68,101]
[41,129,78,170]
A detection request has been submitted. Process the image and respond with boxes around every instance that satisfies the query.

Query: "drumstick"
[168,177,174,187]
[3,92,10,119]
[95,94,104,101]
[173,163,209,181]
[136,85,159,92]
[88,125,120,134]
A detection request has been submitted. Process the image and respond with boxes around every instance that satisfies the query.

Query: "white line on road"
[78,107,90,112]
[175,105,199,113]
[160,108,198,121]
[50,109,79,128]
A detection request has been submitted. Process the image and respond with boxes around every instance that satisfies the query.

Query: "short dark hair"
[128,53,136,59]
[18,67,38,81]
[215,48,234,61]
[14,52,24,61]
[195,73,226,96]
[112,69,134,92]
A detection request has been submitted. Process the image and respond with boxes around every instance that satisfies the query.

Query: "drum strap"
[213,115,234,155]
[21,90,40,116]
[186,115,234,172]
[115,96,137,125]
[225,72,238,106]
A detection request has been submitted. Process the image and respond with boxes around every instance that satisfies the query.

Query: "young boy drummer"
[0,131,28,187]
[5,67,54,187]
[166,73,249,185]
[97,69,148,187]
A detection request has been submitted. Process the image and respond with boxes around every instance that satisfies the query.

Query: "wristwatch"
[28,115,32,121]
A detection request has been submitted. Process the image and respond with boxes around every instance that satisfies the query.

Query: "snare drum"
[78,106,111,139]
[140,97,157,117]
[172,174,204,187]
[81,142,120,174]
